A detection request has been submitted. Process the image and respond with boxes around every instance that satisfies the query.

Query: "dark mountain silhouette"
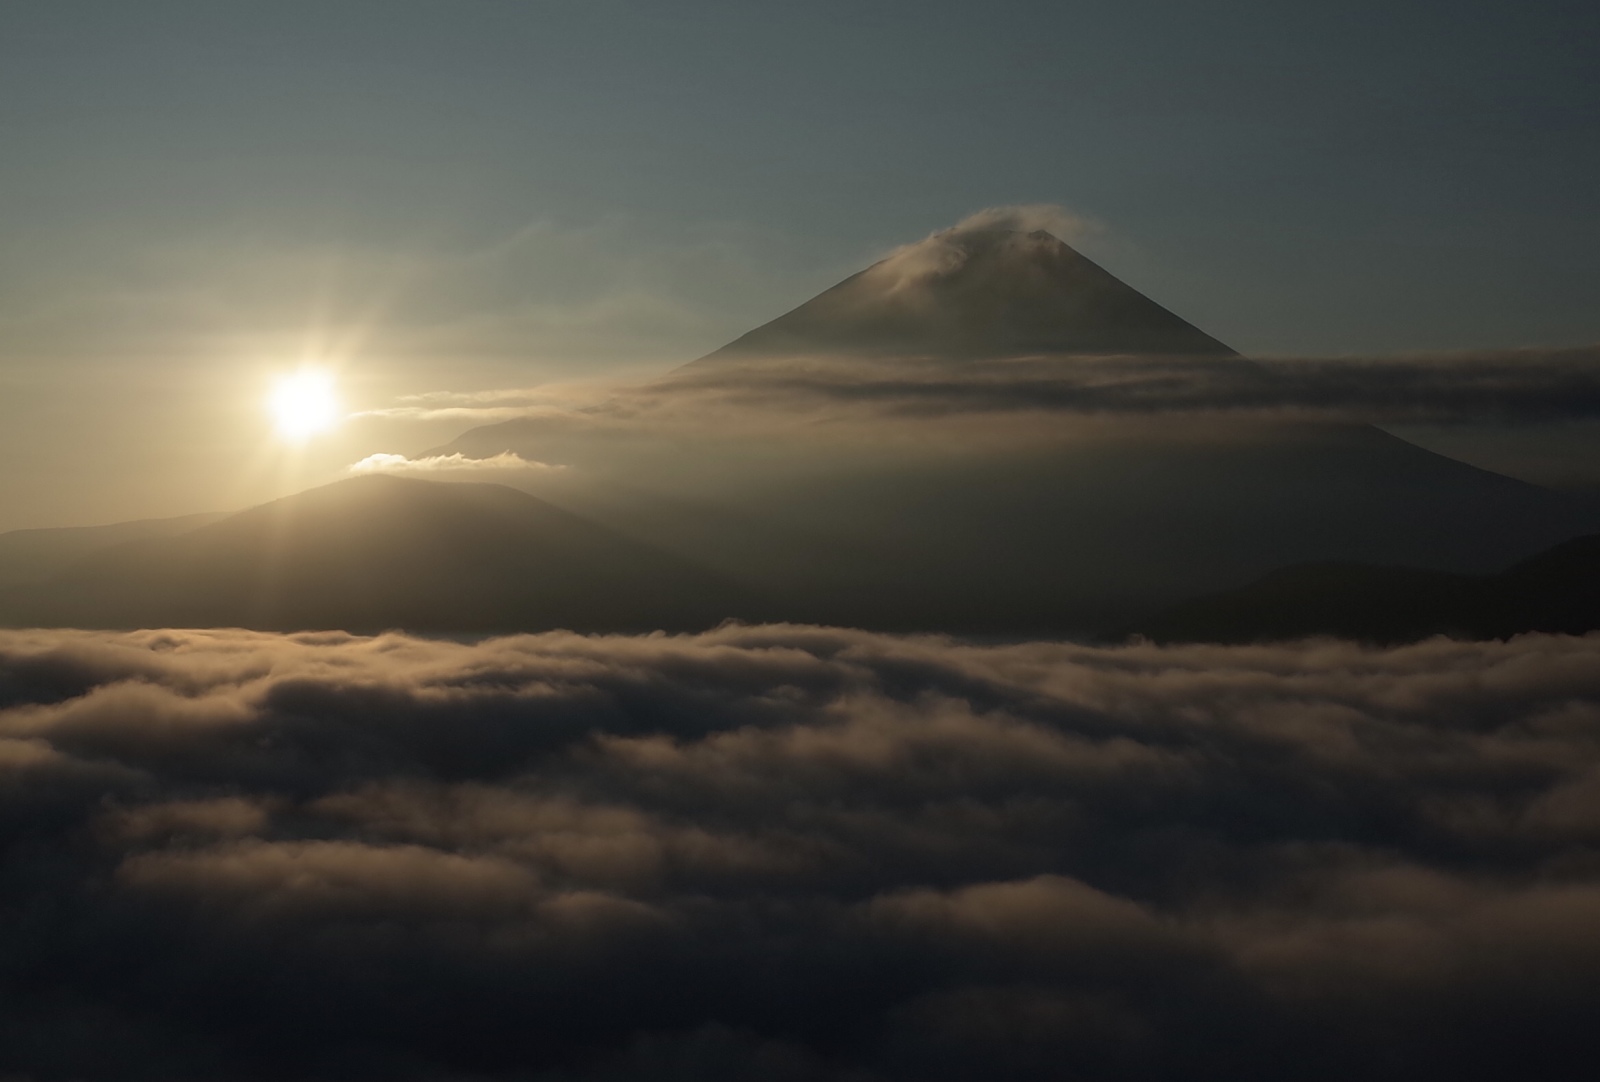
[441,416,1599,634]
[0,475,751,634]
[1135,532,1600,644]
[0,510,228,590]
[692,228,1236,364]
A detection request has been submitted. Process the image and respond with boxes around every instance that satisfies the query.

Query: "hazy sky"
[2,0,1598,528]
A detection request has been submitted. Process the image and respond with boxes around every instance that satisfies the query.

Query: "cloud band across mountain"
[650,347,1600,424]
[375,347,1600,432]
[5,625,1600,1079]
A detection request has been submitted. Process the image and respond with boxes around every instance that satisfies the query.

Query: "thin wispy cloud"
[347,451,561,474]
[369,346,1600,434]
[660,348,1600,422]
[866,204,1104,291]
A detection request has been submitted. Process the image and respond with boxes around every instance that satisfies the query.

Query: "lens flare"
[268,370,341,442]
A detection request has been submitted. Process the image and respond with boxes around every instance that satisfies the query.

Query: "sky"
[2,0,1598,528]
[6,10,1600,1075]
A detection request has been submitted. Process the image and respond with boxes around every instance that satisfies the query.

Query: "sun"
[268,369,341,442]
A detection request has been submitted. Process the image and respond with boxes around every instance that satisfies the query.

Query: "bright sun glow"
[268,369,341,442]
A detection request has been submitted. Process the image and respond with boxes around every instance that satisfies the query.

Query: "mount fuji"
[692,227,1235,364]
[436,223,1600,633]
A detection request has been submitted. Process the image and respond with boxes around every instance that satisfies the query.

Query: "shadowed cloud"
[3,625,1600,1079]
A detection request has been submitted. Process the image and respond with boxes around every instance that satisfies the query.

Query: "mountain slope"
[0,511,229,590]
[1136,532,1600,644]
[435,417,1600,635]
[691,229,1236,364]
[425,224,1600,634]
[1,475,751,634]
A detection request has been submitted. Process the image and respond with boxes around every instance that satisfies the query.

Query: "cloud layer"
[665,348,1600,423]
[373,348,1600,440]
[4,625,1600,1079]
[688,352,1600,425]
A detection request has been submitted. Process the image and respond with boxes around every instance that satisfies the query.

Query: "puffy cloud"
[100,796,273,843]
[118,839,546,922]
[3,625,1600,1078]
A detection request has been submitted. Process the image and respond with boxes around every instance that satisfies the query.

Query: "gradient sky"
[2,0,1598,529]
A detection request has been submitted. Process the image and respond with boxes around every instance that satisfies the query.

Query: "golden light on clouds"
[267,369,341,442]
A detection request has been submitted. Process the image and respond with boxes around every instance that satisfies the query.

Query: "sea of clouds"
[4,625,1600,1080]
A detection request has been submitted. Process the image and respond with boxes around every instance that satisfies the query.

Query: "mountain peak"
[691,225,1235,366]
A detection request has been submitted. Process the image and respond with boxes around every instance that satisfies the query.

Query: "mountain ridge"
[0,475,752,634]
[1134,531,1600,644]
[0,510,230,590]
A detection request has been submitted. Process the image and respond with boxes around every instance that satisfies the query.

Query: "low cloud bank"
[4,625,1600,1079]
[348,450,561,474]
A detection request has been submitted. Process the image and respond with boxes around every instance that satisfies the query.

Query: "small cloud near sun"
[268,369,342,442]
[348,451,562,474]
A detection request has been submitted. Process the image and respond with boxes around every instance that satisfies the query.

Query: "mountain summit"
[692,228,1236,364]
